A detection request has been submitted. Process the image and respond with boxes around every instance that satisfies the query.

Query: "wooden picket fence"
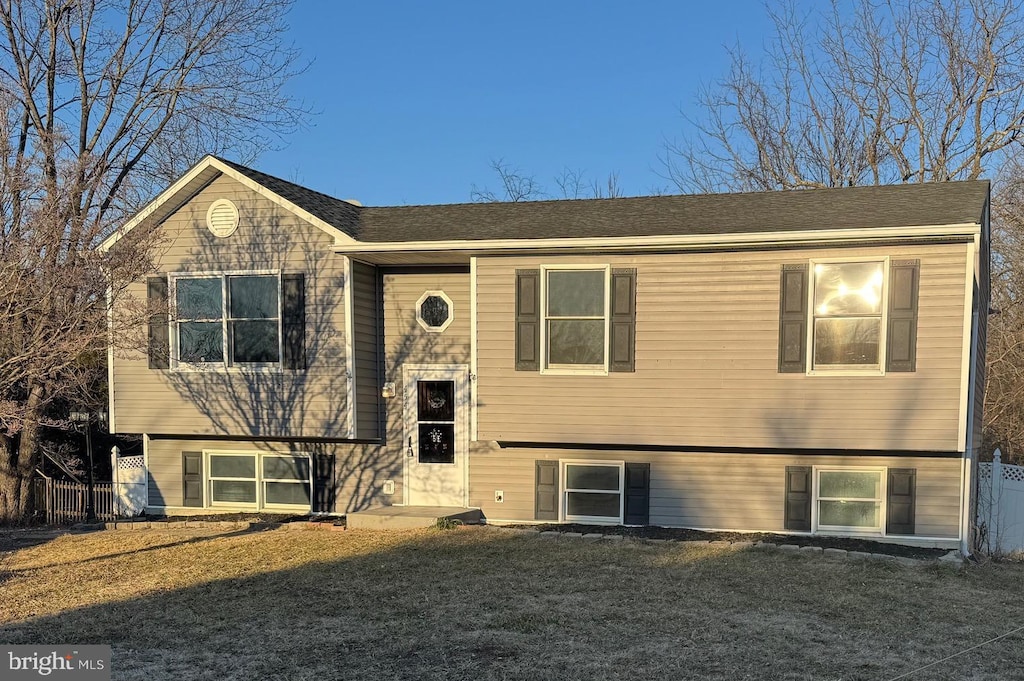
[34,477,116,524]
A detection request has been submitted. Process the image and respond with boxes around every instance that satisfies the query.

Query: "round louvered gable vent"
[206,198,239,237]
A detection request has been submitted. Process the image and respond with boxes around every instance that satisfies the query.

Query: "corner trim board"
[344,256,358,439]
[470,256,479,441]
[957,240,976,453]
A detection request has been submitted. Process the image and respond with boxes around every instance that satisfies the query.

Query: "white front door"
[403,365,469,507]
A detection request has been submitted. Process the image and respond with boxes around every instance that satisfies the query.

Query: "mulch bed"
[143,512,345,527]
[516,523,950,560]
[104,513,947,560]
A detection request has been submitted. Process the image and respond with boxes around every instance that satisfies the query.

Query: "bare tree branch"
[0,0,309,521]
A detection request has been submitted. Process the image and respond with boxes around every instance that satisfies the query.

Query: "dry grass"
[1,527,1023,680]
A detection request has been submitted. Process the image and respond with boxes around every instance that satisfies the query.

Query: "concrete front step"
[346,506,482,530]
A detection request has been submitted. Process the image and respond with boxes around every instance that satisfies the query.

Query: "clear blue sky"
[259,1,774,206]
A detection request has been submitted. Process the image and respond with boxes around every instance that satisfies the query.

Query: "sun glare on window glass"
[812,261,884,367]
[814,262,883,316]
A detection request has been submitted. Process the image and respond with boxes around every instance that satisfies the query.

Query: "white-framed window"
[561,460,624,524]
[809,259,887,372]
[416,290,454,333]
[208,453,257,507]
[206,451,311,511]
[813,467,885,534]
[541,265,610,373]
[171,271,281,368]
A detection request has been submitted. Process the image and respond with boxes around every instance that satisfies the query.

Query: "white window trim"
[812,465,887,536]
[415,290,455,333]
[540,264,611,375]
[204,450,312,512]
[206,452,258,509]
[169,269,283,372]
[560,459,625,524]
[806,256,890,376]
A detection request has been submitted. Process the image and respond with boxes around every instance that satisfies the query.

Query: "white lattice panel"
[1002,464,1024,483]
[116,455,145,471]
[978,454,1024,554]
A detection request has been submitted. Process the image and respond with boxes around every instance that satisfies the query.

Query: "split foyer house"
[101,156,990,551]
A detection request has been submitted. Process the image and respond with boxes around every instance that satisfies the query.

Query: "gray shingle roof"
[218,158,989,243]
[216,157,361,237]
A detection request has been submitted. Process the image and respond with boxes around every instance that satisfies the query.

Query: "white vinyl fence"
[977,449,1024,555]
[111,449,147,517]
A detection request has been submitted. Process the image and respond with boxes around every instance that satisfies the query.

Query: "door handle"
[408,436,414,458]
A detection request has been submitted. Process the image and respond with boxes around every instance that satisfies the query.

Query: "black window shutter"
[624,462,650,525]
[886,468,916,535]
[182,452,203,508]
[516,269,540,371]
[610,268,637,372]
[778,264,808,373]
[887,260,920,373]
[147,276,169,369]
[282,273,306,370]
[784,466,811,531]
[535,460,558,520]
[313,453,335,513]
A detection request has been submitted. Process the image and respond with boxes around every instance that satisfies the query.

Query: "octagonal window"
[416,291,454,332]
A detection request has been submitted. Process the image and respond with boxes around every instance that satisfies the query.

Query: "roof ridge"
[360,178,990,210]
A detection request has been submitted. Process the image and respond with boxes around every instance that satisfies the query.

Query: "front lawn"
[1,526,1022,680]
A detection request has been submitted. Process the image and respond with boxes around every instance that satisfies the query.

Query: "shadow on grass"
[2,526,279,574]
[0,528,1022,681]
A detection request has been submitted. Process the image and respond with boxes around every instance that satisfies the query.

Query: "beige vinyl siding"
[146,437,398,513]
[376,272,472,500]
[112,175,351,438]
[470,448,961,540]
[475,244,969,451]
[383,272,470,373]
[352,261,382,439]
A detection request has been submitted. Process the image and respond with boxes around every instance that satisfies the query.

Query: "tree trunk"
[0,384,43,523]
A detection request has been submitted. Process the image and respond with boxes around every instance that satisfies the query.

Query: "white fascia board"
[332,222,981,255]
[99,155,358,252]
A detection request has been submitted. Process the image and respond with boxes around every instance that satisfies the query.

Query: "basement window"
[561,461,624,524]
[814,468,885,534]
[207,452,311,511]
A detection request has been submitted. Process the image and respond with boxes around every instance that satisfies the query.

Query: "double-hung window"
[814,468,885,534]
[543,267,609,372]
[811,261,885,371]
[173,272,281,367]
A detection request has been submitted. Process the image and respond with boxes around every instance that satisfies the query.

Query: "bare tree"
[665,0,1024,192]
[472,159,624,202]
[555,167,623,200]
[986,159,1024,462]
[471,158,546,202]
[0,0,307,522]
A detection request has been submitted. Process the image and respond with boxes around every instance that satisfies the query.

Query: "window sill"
[806,368,885,377]
[540,367,609,377]
[563,516,622,525]
[814,527,884,536]
[170,364,285,374]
